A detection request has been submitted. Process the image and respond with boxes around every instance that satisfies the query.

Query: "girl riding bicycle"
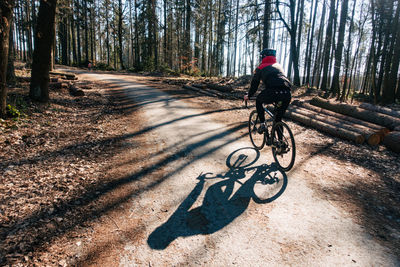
[243,48,292,132]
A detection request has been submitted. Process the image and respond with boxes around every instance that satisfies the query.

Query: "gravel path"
[63,71,399,266]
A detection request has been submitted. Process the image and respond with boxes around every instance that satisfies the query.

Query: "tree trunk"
[146,0,158,69]
[89,3,94,62]
[0,0,15,117]
[275,0,300,85]
[194,0,201,69]
[76,0,82,65]
[134,0,140,68]
[184,0,191,72]
[201,0,209,74]
[233,0,239,76]
[320,0,335,91]
[327,0,339,88]
[340,0,357,101]
[226,0,232,76]
[331,0,349,97]
[152,0,158,68]
[290,31,301,86]
[70,10,77,65]
[163,0,167,65]
[382,0,400,104]
[263,0,271,49]
[296,0,304,83]
[84,0,89,64]
[25,1,33,61]
[20,3,26,62]
[29,0,58,102]
[312,0,326,87]
[376,0,394,101]
[303,0,315,85]
[60,18,68,65]
[118,0,125,69]
[6,18,16,86]
[105,0,110,66]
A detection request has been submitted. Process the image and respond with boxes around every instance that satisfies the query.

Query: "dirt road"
[60,70,399,266]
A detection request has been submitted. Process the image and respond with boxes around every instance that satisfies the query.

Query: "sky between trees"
[5,0,400,105]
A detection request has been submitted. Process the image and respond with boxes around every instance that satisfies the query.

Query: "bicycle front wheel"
[271,121,296,171]
[248,110,266,150]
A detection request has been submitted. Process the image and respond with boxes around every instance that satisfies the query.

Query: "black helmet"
[261,48,276,59]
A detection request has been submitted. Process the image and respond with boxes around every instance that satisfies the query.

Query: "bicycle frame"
[247,100,296,171]
[263,105,276,122]
[245,99,277,122]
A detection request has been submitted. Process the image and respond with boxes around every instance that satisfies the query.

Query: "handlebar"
[243,96,256,109]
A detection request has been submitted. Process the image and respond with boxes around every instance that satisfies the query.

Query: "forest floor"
[0,66,399,266]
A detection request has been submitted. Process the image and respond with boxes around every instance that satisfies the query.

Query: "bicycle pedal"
[257,123,266,134]
[266,138,272,146]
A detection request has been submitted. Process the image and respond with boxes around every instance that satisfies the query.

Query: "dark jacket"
[248,56,292,97]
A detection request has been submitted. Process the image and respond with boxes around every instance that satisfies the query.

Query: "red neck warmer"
[257,56,277,70]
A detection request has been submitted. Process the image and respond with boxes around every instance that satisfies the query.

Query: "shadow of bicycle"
[147,147,287,250]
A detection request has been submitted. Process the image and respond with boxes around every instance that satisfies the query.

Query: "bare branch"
[275,0,291,31]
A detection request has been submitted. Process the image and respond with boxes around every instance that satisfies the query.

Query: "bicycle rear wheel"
[248,110,266,150]
[271,121,296,171]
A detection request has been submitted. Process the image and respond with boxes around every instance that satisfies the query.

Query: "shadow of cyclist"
[147,148,287,250]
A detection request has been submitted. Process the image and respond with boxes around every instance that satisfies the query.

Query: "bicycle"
[245,99,296,172]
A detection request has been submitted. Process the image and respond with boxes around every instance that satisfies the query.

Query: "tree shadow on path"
[148,147,287,250]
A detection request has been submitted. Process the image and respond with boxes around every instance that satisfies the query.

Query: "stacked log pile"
[19,71,84,97]
[357,102,400,152]
[310,97,400,130]
[285,107,365,144]
[285,97,399,152]
[178,77,399,151]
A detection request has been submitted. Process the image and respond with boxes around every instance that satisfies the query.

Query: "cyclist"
[243,48,292,133]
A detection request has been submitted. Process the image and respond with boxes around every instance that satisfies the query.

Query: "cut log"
[292,100,389,140]
[382,131,400,153]
[50,77,59,83]
[163,78,189,85]
[49,71,76,79]
[285,109,365,144]
[191,83,207,89]
[198,86,237,99]
[69,84,85,96]
[49,82,69,90]
[206,83,233,92]
[310,97,400,130]
[18,76,31,82]
[359,103,400,119]
[202,88,227,98]
[62,76,78,81]
[288,106,381,145]
[293,100,388,131]
[183,85,217,97]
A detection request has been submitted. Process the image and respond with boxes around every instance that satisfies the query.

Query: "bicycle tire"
[271,121,296,171]
[248,110,266,150]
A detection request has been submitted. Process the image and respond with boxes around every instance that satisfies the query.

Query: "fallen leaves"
[0,79,127,266]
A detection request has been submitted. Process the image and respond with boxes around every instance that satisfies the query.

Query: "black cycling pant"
[256,89,291,123]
